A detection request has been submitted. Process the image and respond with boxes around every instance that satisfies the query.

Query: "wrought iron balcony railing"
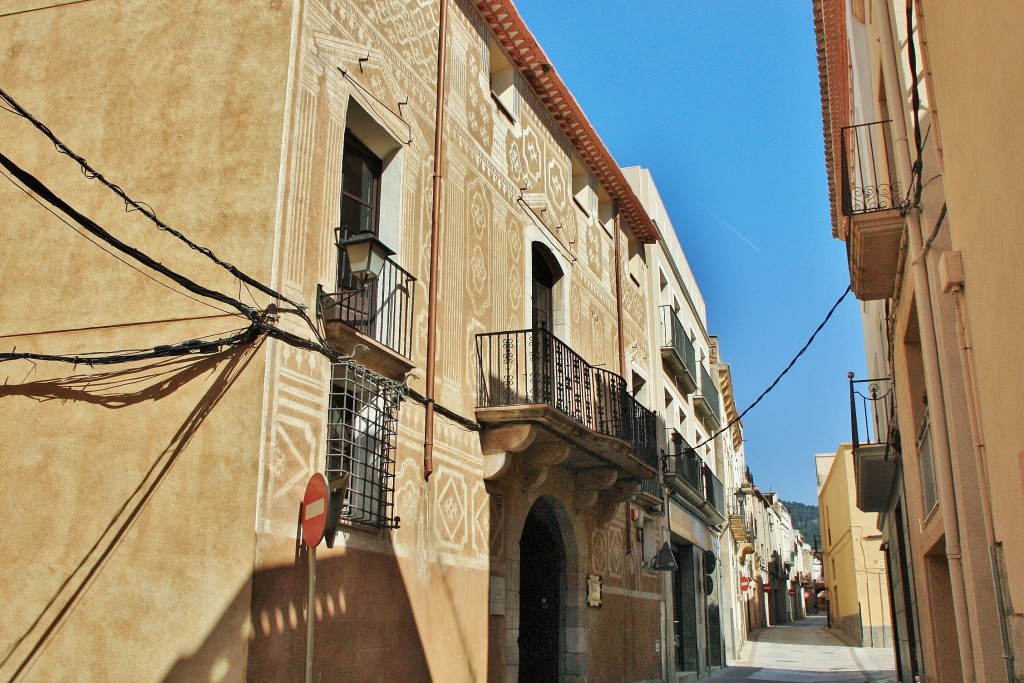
[704,465,725,516]
[695,364,721,424]
[665,438,726,517]
[476,327,658,471]
[841,120,903,215]
[319,232,416,361]
[659,305,697,392]
[849,374,895,449]
[848,374,900,512]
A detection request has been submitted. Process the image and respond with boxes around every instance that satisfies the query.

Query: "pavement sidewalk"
[708,615,897,682]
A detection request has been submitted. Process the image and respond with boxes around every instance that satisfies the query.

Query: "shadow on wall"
[0,345,260,681]
[163,545,433,683]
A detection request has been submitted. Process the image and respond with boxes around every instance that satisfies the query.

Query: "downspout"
[950,280,1015,681]
[875,1,975,678]
[613,202,626,377]
[424,0,449,481]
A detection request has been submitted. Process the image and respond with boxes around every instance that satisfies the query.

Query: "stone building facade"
[815,0,1024,680]
[0,1,744,682]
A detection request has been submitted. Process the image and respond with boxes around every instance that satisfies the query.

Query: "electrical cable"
[0,150,259,321]
[1,152,357,368]
[0,86,328,344]
[0,167,239,317]
[0,326,261,366]
[0,86,307,316]
[693,285,853,450]
[406,386,480,431]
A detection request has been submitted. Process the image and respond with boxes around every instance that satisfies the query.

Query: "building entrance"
[519,501,565,682]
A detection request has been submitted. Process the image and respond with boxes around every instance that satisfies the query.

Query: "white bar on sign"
[305,498,326,520]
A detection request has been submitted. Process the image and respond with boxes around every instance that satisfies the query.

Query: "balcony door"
[531,245,559,404]
[531,244,555,331]
[338,131,383,335]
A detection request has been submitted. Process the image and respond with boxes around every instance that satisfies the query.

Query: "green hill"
[783,500,821,547]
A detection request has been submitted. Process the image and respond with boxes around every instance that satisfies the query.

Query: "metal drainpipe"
[951,284,1015,681]
[875,1,975,678]
[423,0,449,481]
[613,203,626,377]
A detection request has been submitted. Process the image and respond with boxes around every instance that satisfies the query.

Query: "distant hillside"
[783,500,821,546]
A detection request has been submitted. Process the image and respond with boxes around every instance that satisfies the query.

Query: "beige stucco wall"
[2,0,683,681]
[919,0,1024,610]
[0,1,294,680]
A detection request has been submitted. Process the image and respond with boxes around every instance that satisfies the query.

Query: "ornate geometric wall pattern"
[607,524,624,578]
[506,215,523,325]
[464,41,493,150]
[466,178,492,317]
[489,493,505,559]
[546,156,568,226]
[590,524,626,581]
[471,484,490,557]
[591,527,609,576]
[521,125,543,186]
[436,467,469,546]
[506,128,525,187]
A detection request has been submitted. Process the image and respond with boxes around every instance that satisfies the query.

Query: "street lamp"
[650,542,678,572]
[336,229,394,284]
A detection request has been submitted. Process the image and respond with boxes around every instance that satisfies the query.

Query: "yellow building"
[817,446,892,647]
[815,1,1024,680]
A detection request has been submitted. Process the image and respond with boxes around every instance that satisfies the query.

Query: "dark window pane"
[340,196,375,235]
[342,153,376,205]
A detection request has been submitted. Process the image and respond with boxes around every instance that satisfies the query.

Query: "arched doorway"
[519,498,566,682]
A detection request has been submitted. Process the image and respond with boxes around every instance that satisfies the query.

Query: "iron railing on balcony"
[917,414,938,515]
[697,364,721,423]
[849,374,893,445]
[476,327,658,471]
[659,305,697,383]
[841,120,903,215]
[319,230,416,360]
[703,465,725,516]
[639,475,662,500]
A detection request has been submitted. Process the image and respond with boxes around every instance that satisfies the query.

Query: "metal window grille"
[327,361,404,528]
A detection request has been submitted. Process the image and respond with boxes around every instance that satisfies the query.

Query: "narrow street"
[711,616,897,682]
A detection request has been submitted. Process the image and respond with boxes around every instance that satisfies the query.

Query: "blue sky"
[513,1,867,505]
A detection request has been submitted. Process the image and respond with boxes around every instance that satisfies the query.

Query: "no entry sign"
[302,473,330,547]
[788,588,797,596]
[739,576,750,592]
[762,583,772,593]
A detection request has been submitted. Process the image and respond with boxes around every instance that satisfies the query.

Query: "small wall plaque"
[586,574,602,607]
[489,575,506,616]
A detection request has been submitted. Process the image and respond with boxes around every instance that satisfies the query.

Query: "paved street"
[710,616,897,682]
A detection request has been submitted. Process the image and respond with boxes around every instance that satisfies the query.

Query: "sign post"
[302,473,330,683]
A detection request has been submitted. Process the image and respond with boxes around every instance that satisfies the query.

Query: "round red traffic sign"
[302,473,330,547]
[788,588,797,596]
[762,583,772,593]
[739,576,750,592]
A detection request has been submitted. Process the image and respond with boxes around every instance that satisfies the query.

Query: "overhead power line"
[0,86,304,315]
[694,285,854,450]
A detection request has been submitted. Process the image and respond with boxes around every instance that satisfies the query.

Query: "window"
[626,230,645,286]
[571,155,596,217]
[531,245,557,330]
[489,38,517,120]
[326,362,403,528]
[631,370,648,405]
[338,131,383,285]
